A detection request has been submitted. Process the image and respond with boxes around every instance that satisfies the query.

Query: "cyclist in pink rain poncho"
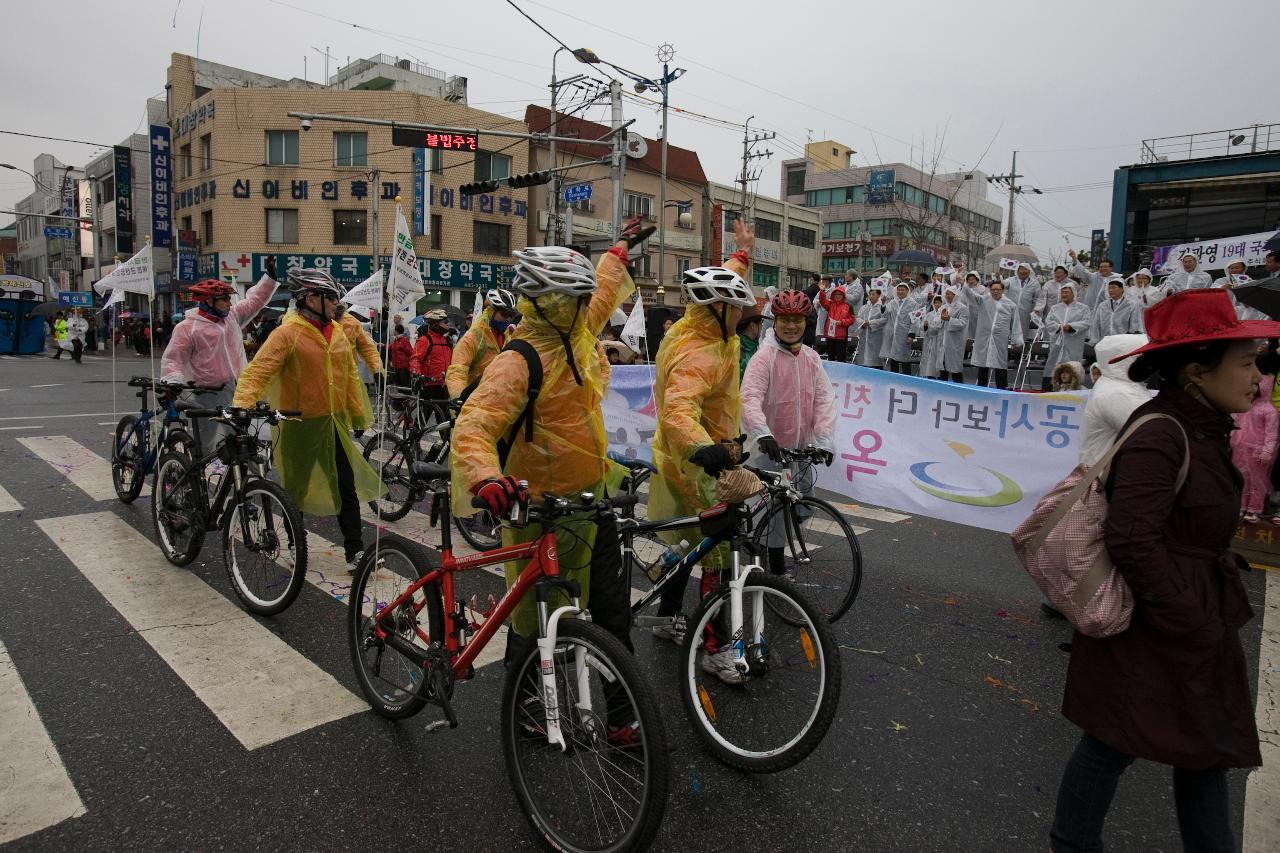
[1230,374,1279,524]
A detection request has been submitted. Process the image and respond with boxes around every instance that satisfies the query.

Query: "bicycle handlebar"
[128,375,225,394]
[469,491,639,518]
[184,403,301,425]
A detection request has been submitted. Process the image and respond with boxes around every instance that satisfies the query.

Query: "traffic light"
[459,180,501,196]
[507,170,553,189]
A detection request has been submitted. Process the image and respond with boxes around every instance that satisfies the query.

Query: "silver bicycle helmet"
[485,287,518,312]
[287,267,344,300]
[681,266,755,307]
[512,246,597,298]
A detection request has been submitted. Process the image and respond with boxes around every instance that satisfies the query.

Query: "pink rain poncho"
[161,275,280,387]
[740,329,837,452]
[1231,374,1279,516]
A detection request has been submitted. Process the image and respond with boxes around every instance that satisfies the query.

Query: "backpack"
[1009,413,1189,638]
[457,338,542,469]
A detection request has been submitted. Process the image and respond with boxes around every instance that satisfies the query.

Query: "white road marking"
[29,383,63,388]
[0,425,40,431]
[0,639,86,842]
[0,484,19,513]
[830,501,911,524]
[1245,568,1280,851]
[97,421,117,426]
[0,412,120,421]
[18,435,132,501]
[36,512,367,750]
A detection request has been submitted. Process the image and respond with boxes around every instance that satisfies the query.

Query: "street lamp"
[548,46,600,246]
[633,44,686,295]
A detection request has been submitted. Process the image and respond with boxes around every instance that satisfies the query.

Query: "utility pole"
[737,119,776,220]
[370,167,381,312]
[989,150,1023,245]
[610,79,626,242]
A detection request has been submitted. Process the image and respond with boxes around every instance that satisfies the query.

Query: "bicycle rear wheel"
[347,535,443,719]
[680,572,840,773]
[221,477,308,616]
[111,415,146,503]
[503,619,670,853]
[362,436,418,522]
[151,450,205,566]
[752,496,863,623]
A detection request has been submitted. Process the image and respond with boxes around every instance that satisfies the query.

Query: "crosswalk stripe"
[17,435,135,502]
[0,484,22,514]
[0,638,86,843]
[1245,568,1280,850]
[830,502,910,524]
[36,512,367,750]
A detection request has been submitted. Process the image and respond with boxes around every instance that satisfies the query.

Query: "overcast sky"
[1,0,1270,264]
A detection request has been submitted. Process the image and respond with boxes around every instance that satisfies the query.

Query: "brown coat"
[1062,383,1261,769]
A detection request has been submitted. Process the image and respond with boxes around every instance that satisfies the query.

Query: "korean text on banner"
[388,206,425,308]
[342,270,385,311]
[149,125,173,249]
[1151,229,1279,274]
[600,361,1088,534]
[621,292,646,354]
[93,243,154,300]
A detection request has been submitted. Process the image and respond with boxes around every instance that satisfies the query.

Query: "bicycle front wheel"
[347,535,443,720]
[752,496,863,623]
[503,619,670,853]
[111,415,146,503]
[680,572,841,773]
[362,436,417,522]
[151,450,204,566]
[221,477,308,616]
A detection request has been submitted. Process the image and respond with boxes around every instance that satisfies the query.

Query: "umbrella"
[1232,275,1280,319]
[985,243,1039,265]
[887,249,937,266]
[29,301,66,316]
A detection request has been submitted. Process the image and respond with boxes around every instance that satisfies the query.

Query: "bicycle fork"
[535,595,584,753]
[727,549,766,676]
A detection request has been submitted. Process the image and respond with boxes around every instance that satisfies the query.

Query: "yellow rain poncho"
[445,307,506,398]
[451,249,633,636]
[339,312,383,375]
[648,256,750,571]
[232,310,384,515]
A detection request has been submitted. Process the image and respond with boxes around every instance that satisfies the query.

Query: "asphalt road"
[0,349,1274,852]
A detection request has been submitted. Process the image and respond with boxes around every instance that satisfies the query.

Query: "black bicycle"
[151,403,309,616]
[110,376,219,503]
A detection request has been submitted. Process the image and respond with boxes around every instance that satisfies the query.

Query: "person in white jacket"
[1089,276,1138,342]
[1125,268,1170,333]
[1164,253,1213,291]
[1077,334,1151,468]
[1212,261,1265,321]
[936,286,969,382]
[1067,249,1117,310]
[964,277,1022,388]
[853,283,888,368]
[1043,281,1093,390]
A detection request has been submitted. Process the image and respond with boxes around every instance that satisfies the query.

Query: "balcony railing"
[1140,123,1279,164]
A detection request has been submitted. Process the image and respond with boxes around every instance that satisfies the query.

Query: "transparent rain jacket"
[740,330,836,452]
[161,275,280,387]
[446,307,506,398]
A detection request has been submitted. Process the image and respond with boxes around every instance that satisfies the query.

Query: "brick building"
[166,52,534,313]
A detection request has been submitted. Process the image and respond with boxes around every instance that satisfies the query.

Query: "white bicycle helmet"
[681,266,755,307]
[288,267,344,300]
[512,246,597,298]
[485,288,518,312]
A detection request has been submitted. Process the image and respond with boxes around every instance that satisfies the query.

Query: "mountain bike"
[151,403,308,617]
[110,376,220,503]
[618,446,862,623]
[616,464,842,773]
[347,463,669,853]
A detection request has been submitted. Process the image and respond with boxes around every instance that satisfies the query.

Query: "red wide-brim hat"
[1109,288,1280,366]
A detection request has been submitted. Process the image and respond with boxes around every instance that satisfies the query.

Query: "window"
[266,130,299,166]
[334,132,368,167]
[100,176,115,204]
[430,149,443,174]
[803,185,864,206]
[754,218,781,242]
[753,263,778,287]
[787,269,811,289]
[569,197,593,213]
[785,168,806,196]
[787,224,815,248]
[473,150,511,182]
[723,208,742,232]
[675,257,691,282]
[631,253,652,278]
[474,221,510,256]
[200,135,212,171]
[181,215,192,234]
[333,209,367,245]
[265,209,299,244]
[623,192,653,220]
[430,214,442,251]
[200,210,213,246]
[179,143,192,179]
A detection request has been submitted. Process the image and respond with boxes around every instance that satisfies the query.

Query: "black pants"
[887,359,914,375]
[1050,733,1234,853]
[977,367,1008,389]
[332,429,364,559]
[72,339,83,363]
[827,337,848,363]
[941,371,963,383]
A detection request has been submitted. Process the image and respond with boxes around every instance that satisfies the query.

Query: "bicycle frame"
[117,389,188,477]
[157,428,265,536]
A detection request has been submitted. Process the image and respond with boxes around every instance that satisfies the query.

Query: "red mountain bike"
[347,461,669,853]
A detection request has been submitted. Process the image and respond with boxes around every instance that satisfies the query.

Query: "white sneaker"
[651,614,686,645]
[700,648,750,685]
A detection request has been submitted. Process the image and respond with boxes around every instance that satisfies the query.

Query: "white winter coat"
[1090,283,1138,343]
[1164,255,1213,291]
[964,286,1023,369]
[1077,334,1153,468]
[1044,283,1093,371]
[937,290,969,374]
[881,294,916,363]
[853,297,888,367]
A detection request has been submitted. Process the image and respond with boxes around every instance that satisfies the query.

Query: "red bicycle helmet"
[770,289,813,317]
[189,279,236,301]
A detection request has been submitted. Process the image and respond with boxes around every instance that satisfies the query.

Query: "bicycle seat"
[410,462,451,484]
[387,387,414,400]
[607,450,656,473]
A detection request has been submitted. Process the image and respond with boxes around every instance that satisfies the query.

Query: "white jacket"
[1077,334,1152,468]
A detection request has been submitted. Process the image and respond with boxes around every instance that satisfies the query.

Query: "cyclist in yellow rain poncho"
[232,268,384,565]
[445,287,519,398]
[649,220,756,654]
[451,223,650,655]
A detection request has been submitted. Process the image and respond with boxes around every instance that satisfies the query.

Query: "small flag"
[621,292,646,354]
[999,257,1019,271]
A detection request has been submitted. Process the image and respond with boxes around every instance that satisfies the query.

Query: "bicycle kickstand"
[424,645,458,733]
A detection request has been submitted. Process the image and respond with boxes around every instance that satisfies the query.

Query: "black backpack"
[457,338,542,469]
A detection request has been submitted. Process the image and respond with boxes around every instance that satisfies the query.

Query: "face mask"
[200,301,229,319]
[489,317,509,333]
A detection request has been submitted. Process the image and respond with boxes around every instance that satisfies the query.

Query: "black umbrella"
[29,301,67,316]
[1232,276,1280,319]
[887,249,937,266]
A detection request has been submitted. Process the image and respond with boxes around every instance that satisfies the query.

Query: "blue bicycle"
[111,376,221,503]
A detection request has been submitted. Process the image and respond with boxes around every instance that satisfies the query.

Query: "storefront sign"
[177,252,197,283]
[868,169,896,205]
[252,253,373,284]
[150,125,173,248]
[58,291,94,307]
[391,126,479,151]
[173,98,215,139]
[412,148,428,237]
[1151,229,1279,273]
[821,238,895,257]
[113,145,135,254]
[420,257,514,289]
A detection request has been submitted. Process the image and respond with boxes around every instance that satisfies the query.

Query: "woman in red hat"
[1050,288,1277,852]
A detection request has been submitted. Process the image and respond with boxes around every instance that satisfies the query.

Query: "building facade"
[707,182,822,291]
[1108,124,1280,272]
[13,154,84,290]
[781,140,1003,275]
[524,105,707,307]
[165,51,533,313]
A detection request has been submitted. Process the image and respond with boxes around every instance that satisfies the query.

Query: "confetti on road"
[890,720,908,733]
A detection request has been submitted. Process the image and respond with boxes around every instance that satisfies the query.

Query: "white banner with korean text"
[1151,229,1278,274]
[602,362,1088,534]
